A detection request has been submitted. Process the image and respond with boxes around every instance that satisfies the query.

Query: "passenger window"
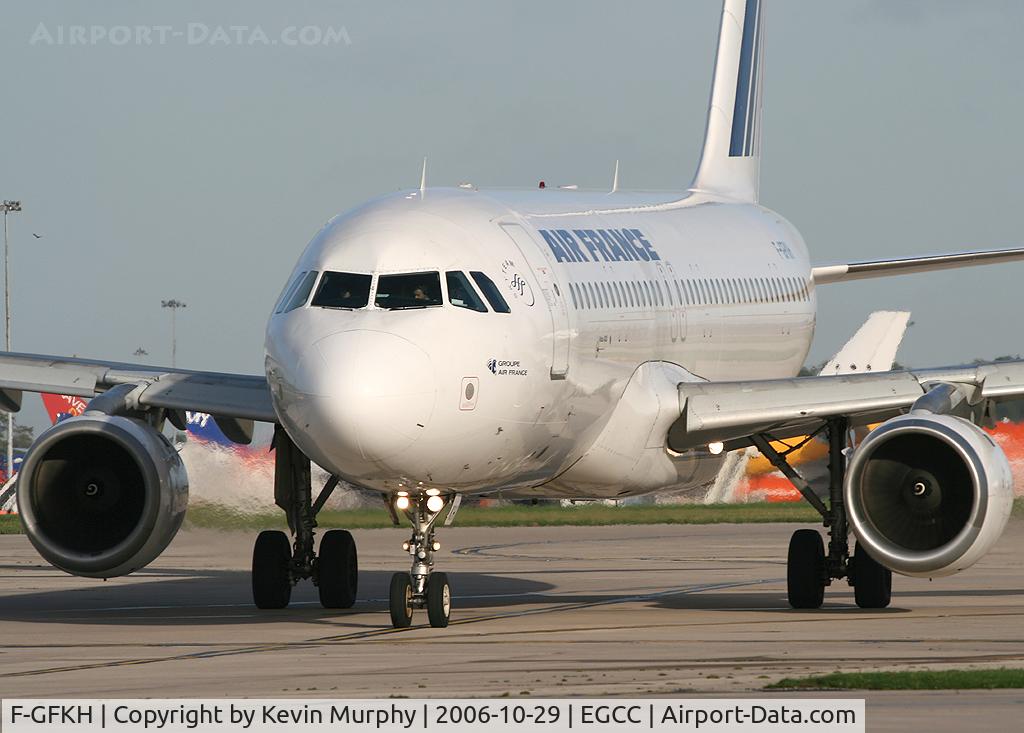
[283,270,319,313]
[469,272,511,313]
[655,281,664,306]
[312,271,372,309]
[445,271,487,312]
[569,283,579,309]
[375,271,443,309]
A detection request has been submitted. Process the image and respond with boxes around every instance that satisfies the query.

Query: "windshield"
[375,272,443,309]
[446,271,487,312]
[274,271,304,314]
[282,270,318,313]
[470,271,511,313]
[311,271,372,309]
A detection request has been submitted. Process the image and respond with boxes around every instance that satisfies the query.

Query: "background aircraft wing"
[0,352,275,433]
[668,359,1024,452]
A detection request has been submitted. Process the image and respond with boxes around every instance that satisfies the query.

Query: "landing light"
[395,495,411,511]
[708,442,724,455]
[432,541,441,551]
[426,495,445,513]
[425,488,440,497]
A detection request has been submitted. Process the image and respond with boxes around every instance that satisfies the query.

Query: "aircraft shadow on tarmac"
[0,569,558,627]
[2,567,1018,626]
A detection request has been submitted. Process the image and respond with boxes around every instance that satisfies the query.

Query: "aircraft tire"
[852,542,892,609]
[252,530,293,609]
[787,529,825,609]
[426,572,451,628]
[317,529,358,609]
[389,572,414,628]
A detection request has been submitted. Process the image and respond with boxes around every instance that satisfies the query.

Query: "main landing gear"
[387,490,456,629]
[252,427,358,610]
[752,417,892,610]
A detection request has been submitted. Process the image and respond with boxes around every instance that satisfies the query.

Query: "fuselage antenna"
[611,159,620,193]
[419,157,427,195]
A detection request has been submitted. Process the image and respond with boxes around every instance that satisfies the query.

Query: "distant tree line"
[0,422,35,450]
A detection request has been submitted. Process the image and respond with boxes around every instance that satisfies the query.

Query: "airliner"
[3,0,1024,629]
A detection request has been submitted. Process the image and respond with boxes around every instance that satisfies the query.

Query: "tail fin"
[819,311,912,377]
[40,393,88,424]
[690,0,765,202]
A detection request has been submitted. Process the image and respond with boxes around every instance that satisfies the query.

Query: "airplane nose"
[309,330,436,463]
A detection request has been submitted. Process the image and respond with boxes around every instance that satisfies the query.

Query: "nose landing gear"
[388,491,454,628]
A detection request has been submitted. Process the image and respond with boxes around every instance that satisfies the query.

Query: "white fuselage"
[264,187,816,498]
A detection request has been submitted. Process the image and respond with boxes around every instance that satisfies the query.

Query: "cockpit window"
[445,271,487,312]
[282,270,319,313]
[274,271,305,314]
[311,271,372,309]
[375,272,443,309]
[470,271,511,313]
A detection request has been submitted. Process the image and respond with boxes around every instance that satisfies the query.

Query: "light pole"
[1,200,22,480]
[161,299,186,367]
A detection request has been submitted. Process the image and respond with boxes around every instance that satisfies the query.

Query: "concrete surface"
[1,519,1022,731]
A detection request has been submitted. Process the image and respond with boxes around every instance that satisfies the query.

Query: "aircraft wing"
[0,351,275,430]
[811,247,1024,285]
[668,360,1024,453]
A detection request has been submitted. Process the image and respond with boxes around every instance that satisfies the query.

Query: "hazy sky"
[1,1,1022,429]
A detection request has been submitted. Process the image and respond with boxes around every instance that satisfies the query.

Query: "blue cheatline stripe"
[743,2,763,155]
[729,0,761,158]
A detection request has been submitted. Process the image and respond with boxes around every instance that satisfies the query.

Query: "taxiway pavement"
[1,520,1022,731]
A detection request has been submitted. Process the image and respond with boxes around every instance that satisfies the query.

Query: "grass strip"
[182,501,824,531]
[1,499,1021,535]
[767,668,1024,690]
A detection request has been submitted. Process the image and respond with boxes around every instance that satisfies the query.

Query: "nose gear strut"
[388,491,454,628]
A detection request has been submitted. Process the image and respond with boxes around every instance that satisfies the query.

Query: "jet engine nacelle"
[845,413,1013,578]
[16,415,189,578]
